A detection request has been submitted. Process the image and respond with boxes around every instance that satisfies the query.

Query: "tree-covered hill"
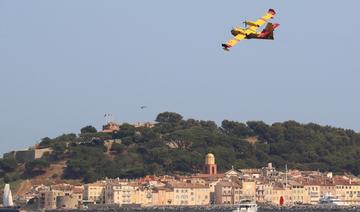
[1,112,360,183]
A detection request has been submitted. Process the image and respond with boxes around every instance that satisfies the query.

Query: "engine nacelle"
[231,27,246,36]
[244,21,259,27]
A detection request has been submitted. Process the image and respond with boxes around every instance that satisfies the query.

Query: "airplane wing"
[222,34,246,50]
[248,9,276,32]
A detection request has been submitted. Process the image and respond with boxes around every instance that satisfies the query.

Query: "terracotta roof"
[86,181,106,187]
[192,173,225,179]
[216,180,241,188]
[169,182,209,189]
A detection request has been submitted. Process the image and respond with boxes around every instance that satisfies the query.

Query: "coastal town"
[2,0,360,211]
[1,152,360,210]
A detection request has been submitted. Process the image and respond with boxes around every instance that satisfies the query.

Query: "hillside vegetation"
[1,112,360,183]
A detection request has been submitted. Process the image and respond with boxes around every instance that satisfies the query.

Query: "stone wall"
[3,148,52,162]
[56,195,80,209]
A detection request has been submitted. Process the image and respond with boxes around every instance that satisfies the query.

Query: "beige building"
[256,180,273,203]
[266,182,310,206]
[303,180,336,205]
[288,183,309,204]
[102,122,120,133]
[83,181,106,204]
[169,182,210,205]
[151,187,174,205]
[242,181,256,199]
[319,183,336,197]
[133,187,153,206]
[214,180,242,204]
[105,181,136,205]
[304,183,321,204]
[267,185,287,205]
[102,121,154,133]
[335,181,360,205]
[133,122,155,128]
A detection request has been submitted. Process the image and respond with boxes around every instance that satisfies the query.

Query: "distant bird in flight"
[140,106,147,109]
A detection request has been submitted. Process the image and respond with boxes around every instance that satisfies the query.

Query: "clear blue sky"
[1,1,359,155]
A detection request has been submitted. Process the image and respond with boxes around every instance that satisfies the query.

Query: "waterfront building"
[304,183,321,204]
[214,179,242,204]
[133,186,153,206]
[83,181,106,204]
[256,179,272,203]
[267,184,288,205]
[242,180,256,200]
[334,178,360,205]
[105,180,136,205]
[319,183,336,197]
[287,181,310,204]
[151,187,173,205]
[168,182,210,205]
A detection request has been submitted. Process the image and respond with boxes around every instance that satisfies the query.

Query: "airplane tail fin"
[256,23,279,39]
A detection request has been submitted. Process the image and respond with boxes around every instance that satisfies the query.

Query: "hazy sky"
[1,1,359,155]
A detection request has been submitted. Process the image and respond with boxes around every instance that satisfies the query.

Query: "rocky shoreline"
[45,204,360,212]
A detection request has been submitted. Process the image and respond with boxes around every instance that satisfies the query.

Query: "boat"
[232,199,258,212]
[3,184,14,207]
[319,193,345,206]
[0,184,19,211]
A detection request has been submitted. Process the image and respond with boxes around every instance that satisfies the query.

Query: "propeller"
[243,19,247,28]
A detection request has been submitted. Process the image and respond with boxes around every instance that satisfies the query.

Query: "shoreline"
[43,204,360,212]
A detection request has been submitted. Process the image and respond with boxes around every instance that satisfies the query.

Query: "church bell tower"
[203,153,217,175]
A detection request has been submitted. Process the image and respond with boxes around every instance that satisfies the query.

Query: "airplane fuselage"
[231,28,259,39]
[230,23,279,40]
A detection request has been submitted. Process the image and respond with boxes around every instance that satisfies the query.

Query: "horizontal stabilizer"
[254,23,279,39]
